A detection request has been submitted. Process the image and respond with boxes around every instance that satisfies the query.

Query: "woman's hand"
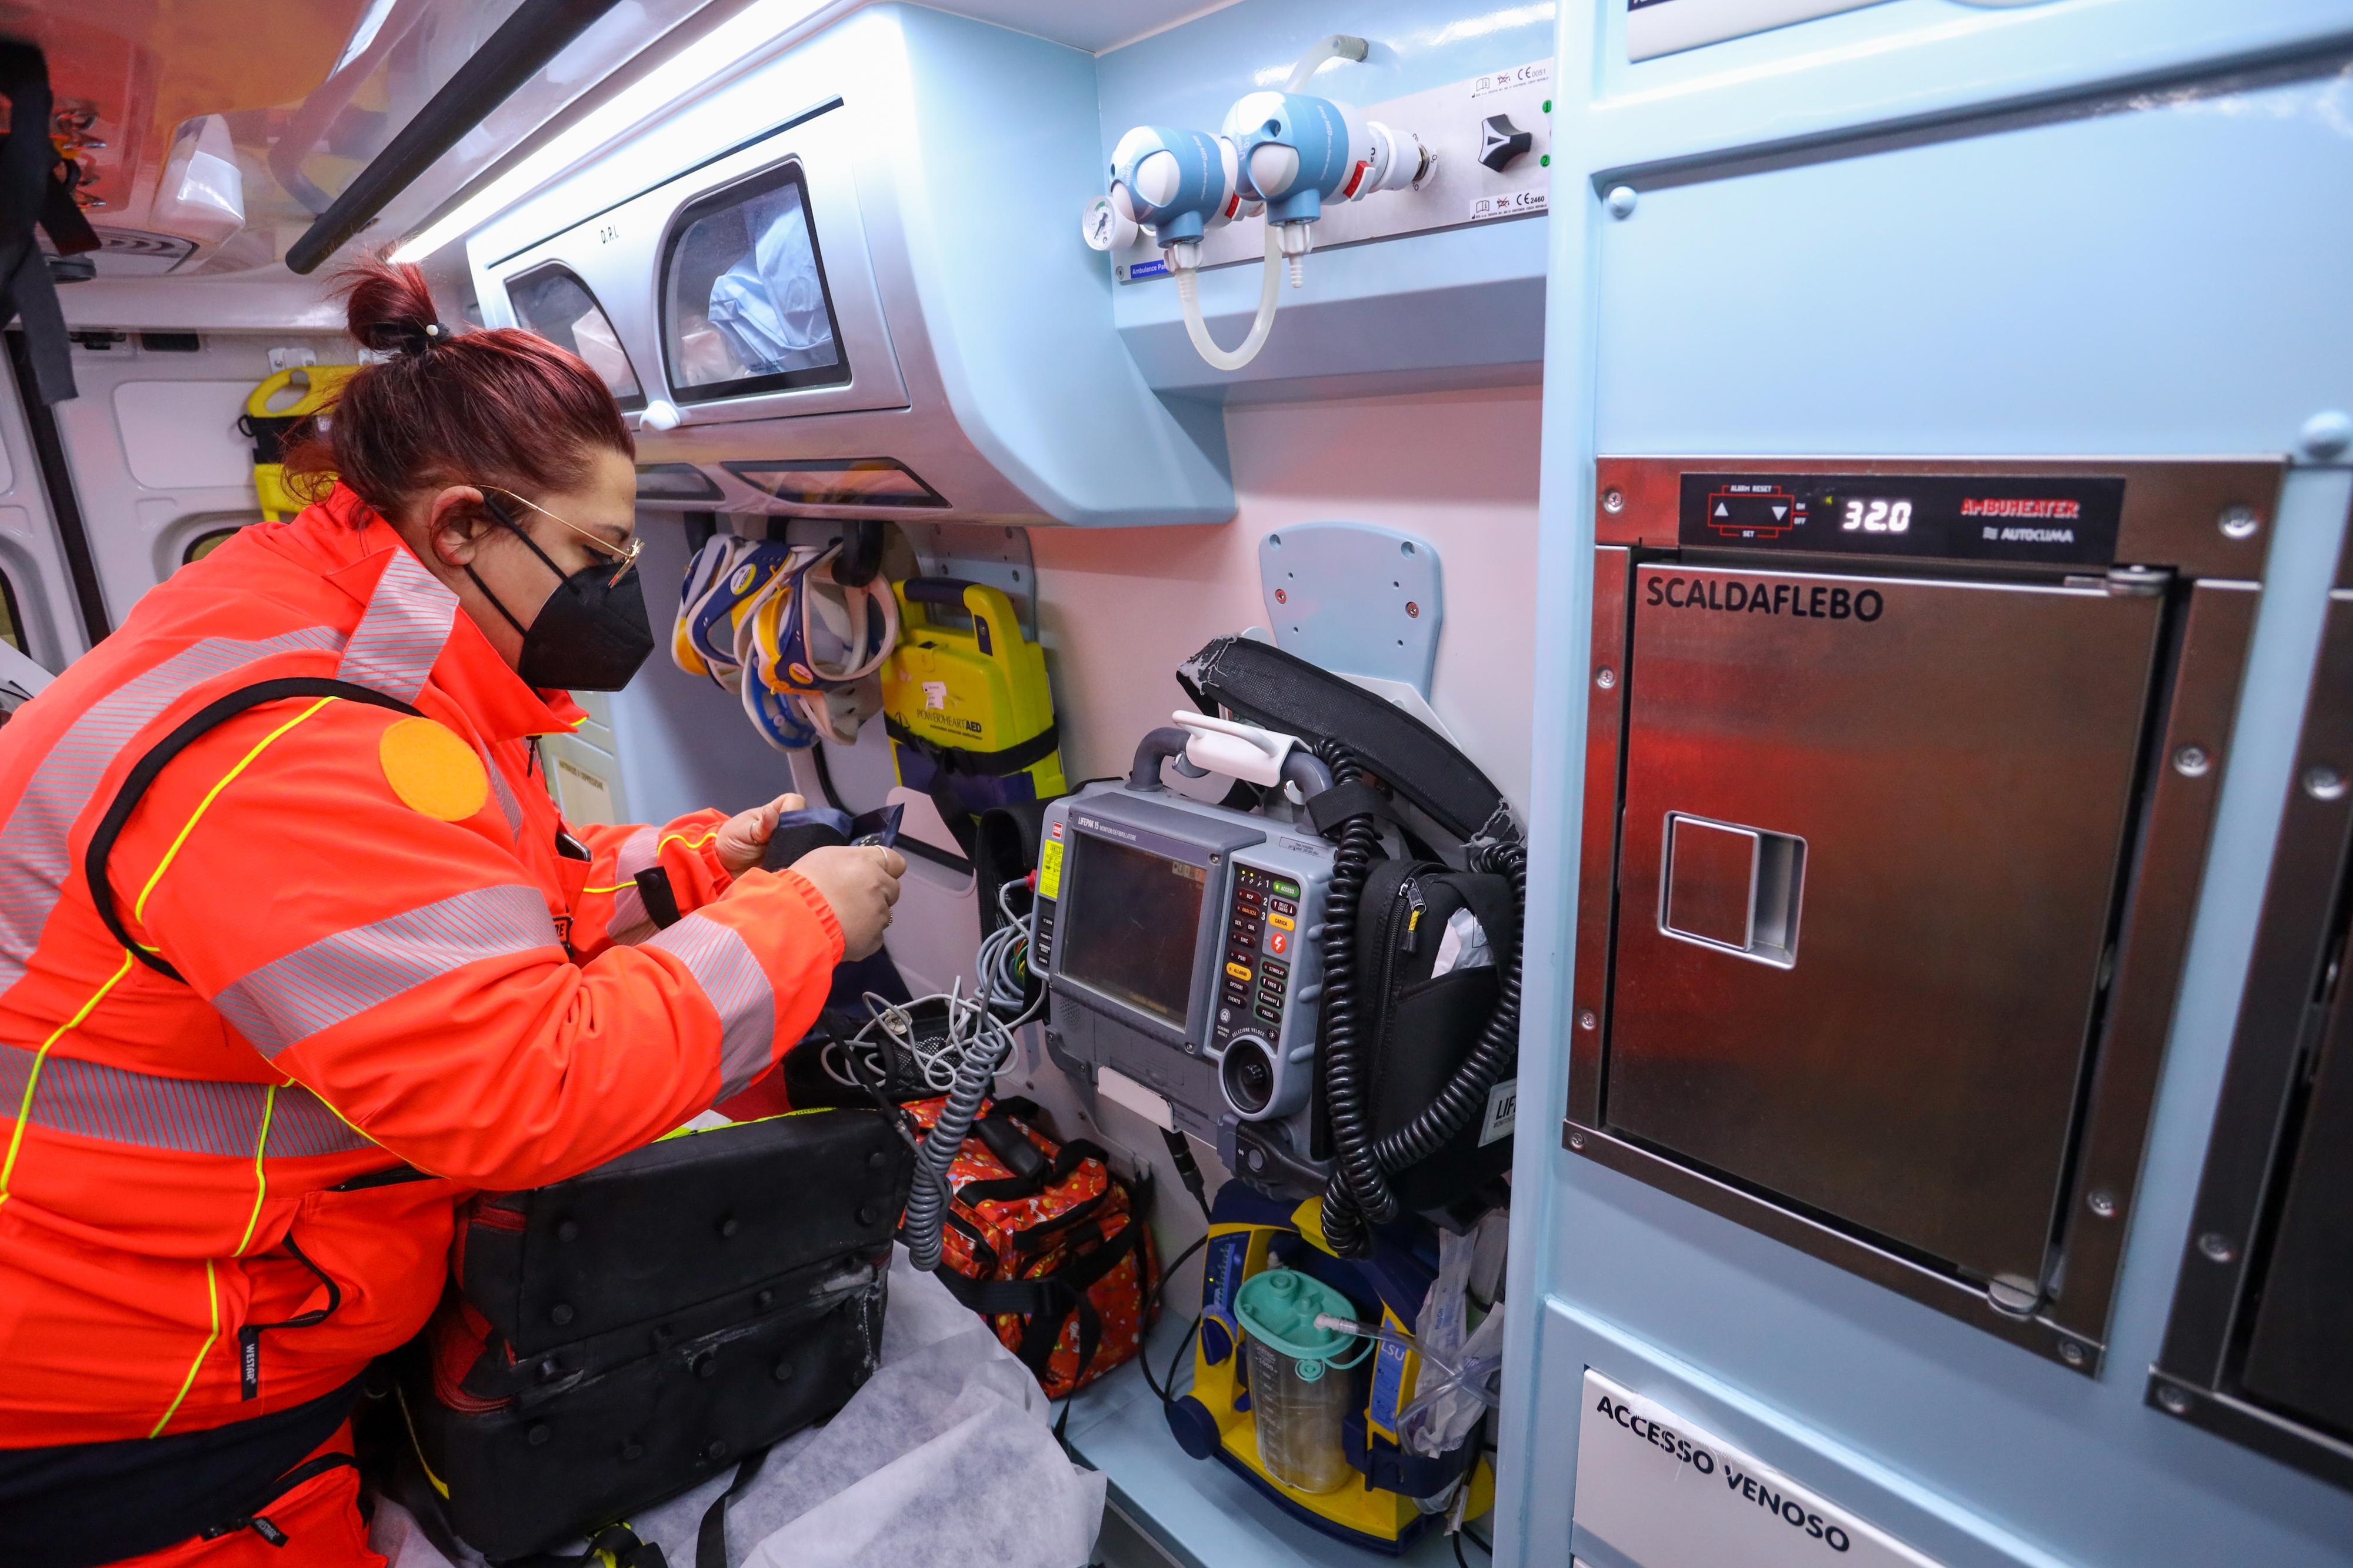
[792,845,907,960]
[714,791,808,877]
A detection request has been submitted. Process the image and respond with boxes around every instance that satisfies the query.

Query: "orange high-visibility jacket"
[0,486,843,1446]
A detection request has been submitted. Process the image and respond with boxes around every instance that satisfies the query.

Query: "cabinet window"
[506,264,645,411]
[182,526,243,565]
[0,567,22,653]
[662,162,849,403]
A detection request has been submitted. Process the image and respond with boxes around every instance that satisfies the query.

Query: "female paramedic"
[0,259,906,1567]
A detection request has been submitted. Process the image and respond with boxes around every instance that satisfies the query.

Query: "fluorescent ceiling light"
[389,0,835,264]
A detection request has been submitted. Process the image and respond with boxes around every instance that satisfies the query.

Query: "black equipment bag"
[1318,859,1520,1214]
[395,1109,914,1562]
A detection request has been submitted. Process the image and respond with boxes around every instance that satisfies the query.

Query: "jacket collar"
[286,485,585,743]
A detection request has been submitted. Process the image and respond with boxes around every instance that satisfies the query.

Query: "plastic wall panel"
[1504,2,2353,1566]
[1594,65,2353,458]
[469,6,1235,527]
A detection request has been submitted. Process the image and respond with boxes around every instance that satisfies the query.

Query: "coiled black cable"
[1314,742,1392,1259]
[1315,744,1528,1259]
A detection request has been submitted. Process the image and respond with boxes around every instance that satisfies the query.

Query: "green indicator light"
[1542,98,1552,114]
[1539,154,1551,167]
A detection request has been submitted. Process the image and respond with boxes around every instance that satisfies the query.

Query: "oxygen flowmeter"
[1104,35,1432,371]
[1107,126,1242,252]
[1222,90,1428,285]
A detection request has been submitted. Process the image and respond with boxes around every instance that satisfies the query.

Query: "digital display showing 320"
[1676,473,2126,566]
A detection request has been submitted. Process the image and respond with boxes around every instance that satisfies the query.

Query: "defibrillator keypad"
[1214,868,1302,1046]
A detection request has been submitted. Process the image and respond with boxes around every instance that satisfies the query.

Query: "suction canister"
[1234,1268,1365,1494]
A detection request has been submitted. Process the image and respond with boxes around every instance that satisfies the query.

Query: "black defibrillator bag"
[394,1109,914,1563]
[1333,858,1519,1215]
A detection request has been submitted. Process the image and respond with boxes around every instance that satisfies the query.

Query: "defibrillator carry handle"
[899,576,1010,658]
[901,576,980,607]
[1127,719,1334,796]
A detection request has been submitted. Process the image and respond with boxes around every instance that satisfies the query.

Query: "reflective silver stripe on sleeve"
[646,912,775,1099]
[0,626,347,999]
[0,1043,373,1158]
[338,548,457,705]
[214,884,561,1060]
[485,756,524,839]
[604,828,662,946]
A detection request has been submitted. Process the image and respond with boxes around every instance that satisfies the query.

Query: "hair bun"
[338,255,452,357]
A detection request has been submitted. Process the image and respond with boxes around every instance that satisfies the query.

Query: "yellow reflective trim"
[149,1257,219,1437]
[581,882,633,895]
[133,696,337,925]
[0,949,138,1210]
[231,1083,278,1256]
[396,1385,452,1497]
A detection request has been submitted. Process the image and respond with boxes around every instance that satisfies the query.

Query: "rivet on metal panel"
[2217,506,2261,541]
[1595,668,1617,689]
[2087,1189,2118,1219]
[2299,409,2353,461]
[1406,601,1421,618]
[2305,765,2347,802]
[1578,1010,1598,1030]
[1602,487,1626,513]
[2059,1341,2087,1368]
[1568,1129,1587,1150]
[1605,186,1637,219]
[2172,745,2211,778]
[2158,1385,2193,1415]
[2198,1231,2236,1263]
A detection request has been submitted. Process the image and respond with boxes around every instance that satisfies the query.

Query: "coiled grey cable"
[900,881,1041,1272]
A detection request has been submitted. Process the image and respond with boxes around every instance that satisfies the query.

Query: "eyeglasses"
[482,485,642,587]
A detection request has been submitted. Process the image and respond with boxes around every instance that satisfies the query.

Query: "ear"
[421,485,492,568]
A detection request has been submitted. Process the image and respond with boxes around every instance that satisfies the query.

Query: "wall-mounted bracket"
[1257,521,1448,736]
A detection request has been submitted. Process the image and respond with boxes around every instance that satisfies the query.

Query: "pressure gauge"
[1082,194,1139,252]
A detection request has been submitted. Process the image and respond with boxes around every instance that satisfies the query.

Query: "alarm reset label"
[1677,473,2125,566]
[1574,1370,1948,1568]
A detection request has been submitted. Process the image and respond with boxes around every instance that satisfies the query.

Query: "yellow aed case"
[880,577,1065,824]
[1165,1189,1495,1554]
[241,365,360,520]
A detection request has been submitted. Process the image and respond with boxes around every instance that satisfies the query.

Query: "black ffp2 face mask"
[466,498,655,692]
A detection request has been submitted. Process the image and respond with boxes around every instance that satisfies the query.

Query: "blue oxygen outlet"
[1108,125,1235,249]
[1222,92,1363,227]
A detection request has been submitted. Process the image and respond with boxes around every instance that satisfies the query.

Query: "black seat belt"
[0,43,99,406]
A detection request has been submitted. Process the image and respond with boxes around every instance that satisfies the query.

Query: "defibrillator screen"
[1059,837,1207,1027]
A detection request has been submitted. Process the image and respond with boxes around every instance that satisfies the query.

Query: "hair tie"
[386,319,452,356]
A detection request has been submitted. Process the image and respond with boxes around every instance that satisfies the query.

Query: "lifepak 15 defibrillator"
[1036,769,1335,1185]
[1039,638,1525,1227]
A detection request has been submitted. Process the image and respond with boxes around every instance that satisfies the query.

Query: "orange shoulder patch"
[377,717,489,822]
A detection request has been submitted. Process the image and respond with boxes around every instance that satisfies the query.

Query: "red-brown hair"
[286,256,633,519]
